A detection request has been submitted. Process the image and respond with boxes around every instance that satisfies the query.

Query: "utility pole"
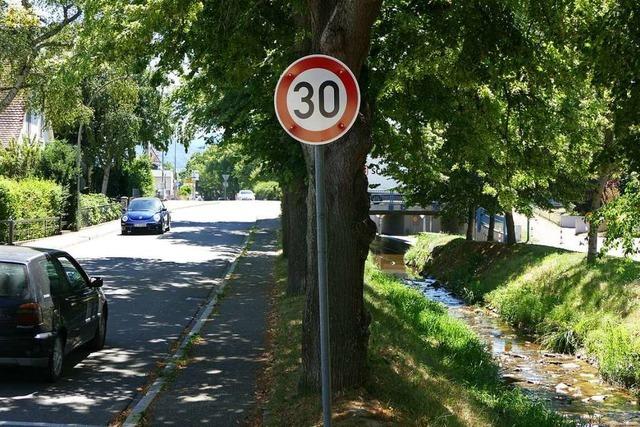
[161,151,165,199]
[174,130,178,199]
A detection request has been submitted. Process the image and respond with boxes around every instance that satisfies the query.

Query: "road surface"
[0,201,280,426]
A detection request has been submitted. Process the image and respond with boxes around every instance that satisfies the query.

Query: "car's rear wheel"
[88,310,107,351]
[45,335,64,382]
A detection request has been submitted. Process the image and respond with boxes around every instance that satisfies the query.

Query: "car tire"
[88,310,107,352]
[121,230,128,235]
[158,221,165,234]
[45,335,64,382]
[166,221,171,232]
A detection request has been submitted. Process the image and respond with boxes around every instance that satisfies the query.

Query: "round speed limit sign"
[274,55,360,145]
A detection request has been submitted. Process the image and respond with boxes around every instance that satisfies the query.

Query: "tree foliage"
[0,0,81,113]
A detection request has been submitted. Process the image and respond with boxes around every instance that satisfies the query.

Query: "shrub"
[40,139,77,185]
[0,177,64,220]
[253,181,281,200]
[179,185,192,198]
[0,138,43,179]
[124,156,154,197]
[0,178,65,241]
[80,193,122,227]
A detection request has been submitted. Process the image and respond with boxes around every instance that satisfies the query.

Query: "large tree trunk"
[281,185,290,258]
[300,0,381,392]
[466,206,475,241]
[505,210,516,245]
[87,164,94,192]
[487,214,496,242]
[101,162,112,195]
[285,177,308,296]
[0,62,31,114]
[587,173,609,263]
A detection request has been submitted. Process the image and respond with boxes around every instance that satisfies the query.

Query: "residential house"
[0,96,54,146]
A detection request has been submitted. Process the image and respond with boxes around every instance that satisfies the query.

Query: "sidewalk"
[147,220,278,426]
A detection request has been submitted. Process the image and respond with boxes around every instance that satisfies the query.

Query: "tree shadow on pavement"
[0,221,253,425]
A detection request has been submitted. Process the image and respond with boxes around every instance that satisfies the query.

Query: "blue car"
[121,197,171,235]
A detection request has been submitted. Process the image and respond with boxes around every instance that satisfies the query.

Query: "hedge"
[0,178,64,221]
[253,181,281,200]
[80,193,122,227]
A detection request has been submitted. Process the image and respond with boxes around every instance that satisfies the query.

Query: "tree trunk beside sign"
[300,0,381,392]
[283,177,308,296]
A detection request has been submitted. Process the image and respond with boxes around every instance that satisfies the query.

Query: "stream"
[370,236,640,426]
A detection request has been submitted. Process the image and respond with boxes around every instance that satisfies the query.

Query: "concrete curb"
[121,225,255,427]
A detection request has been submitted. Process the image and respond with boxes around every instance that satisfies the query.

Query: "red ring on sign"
[274,55,360,145]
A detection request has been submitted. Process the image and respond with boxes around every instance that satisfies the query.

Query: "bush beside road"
[260,254,567,425]
[406,233,640,392]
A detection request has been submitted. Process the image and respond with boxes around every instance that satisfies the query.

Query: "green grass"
[405,233,640,391]
[263,253,571,426]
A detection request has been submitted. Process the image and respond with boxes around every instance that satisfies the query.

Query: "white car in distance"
[236,190,256,200]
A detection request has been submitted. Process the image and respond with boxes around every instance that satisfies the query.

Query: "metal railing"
[0,217,62,245]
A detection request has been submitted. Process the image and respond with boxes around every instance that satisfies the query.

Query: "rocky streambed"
[370,237,640,426]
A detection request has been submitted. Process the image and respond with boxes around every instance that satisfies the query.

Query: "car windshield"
[240,191,252,194]
[128,199,161,211]
[0,263,28,299]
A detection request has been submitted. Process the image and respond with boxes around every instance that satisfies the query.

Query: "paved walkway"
[148,221,278,426]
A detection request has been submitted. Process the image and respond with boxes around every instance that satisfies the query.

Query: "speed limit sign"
[274,54,360,144]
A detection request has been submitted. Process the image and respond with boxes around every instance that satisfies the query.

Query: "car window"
[36,258,66,297]
[128,199,161,211]
[57,257,87,292]
[0,263,28,299]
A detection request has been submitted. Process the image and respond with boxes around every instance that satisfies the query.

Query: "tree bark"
[101,162,112,195]
[587,173,609,263]
[0,63,32,115]
[300,0,381,392]
[281,186,290,258]
[487,214,496,242]
[285,177,308,296]
[87,165,93,192]
[466,206,475,241]
[505,210,517,245]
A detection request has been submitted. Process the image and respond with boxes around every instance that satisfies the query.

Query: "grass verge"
[405,232,640,392]
[261,253,569,426]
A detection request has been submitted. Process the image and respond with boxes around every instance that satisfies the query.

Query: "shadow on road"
[0,219,253,425]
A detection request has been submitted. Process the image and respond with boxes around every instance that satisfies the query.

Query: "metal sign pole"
[315,145,332,427]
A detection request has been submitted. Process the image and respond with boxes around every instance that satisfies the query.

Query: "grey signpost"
[275,54,361,427]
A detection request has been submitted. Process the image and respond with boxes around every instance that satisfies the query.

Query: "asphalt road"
[0,201,280,427]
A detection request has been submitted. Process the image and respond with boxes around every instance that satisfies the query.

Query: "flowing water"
[370,237,640,426]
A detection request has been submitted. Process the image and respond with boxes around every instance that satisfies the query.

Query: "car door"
[55,255,99,346]
[44,256,83,349]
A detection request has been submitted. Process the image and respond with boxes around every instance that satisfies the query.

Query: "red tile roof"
[0,95,26,146]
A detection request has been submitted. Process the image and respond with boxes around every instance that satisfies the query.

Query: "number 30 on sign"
[274,55,361,145]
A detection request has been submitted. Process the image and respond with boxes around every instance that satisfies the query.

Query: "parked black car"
[0,247,107,381]
[121,197,171,235]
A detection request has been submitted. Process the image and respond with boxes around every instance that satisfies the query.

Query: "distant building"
[151,168,175,200]
[0,96,53,146]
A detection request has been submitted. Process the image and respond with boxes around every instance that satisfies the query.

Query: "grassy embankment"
[260,254,569,426]
[405,233,640,393]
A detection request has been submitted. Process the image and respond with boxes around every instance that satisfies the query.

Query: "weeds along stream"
[370,236,640,426]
